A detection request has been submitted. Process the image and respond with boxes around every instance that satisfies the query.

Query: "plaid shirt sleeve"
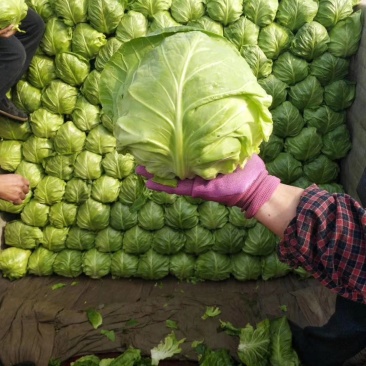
[278,184,366,303]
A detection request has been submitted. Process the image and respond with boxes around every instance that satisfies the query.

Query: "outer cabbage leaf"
[100,29,272,181]
[328,10,362,58]
[276,0,318,31]
[243,0,279,27]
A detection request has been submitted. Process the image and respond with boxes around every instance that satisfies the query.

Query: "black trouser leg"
[290,295,366,366]
[0,8,44,100]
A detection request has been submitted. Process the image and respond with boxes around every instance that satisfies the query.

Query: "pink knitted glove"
[136,154,280,218]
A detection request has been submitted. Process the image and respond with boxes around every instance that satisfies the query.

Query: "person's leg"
[290,295,366,366]
[13,8,45,85]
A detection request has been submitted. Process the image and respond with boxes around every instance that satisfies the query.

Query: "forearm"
[253,184,304,238]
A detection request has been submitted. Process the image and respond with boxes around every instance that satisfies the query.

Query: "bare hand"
[0,25,16,38]
[0,174,30,205]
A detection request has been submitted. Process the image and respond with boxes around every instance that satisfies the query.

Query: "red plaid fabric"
[278,185,366,303]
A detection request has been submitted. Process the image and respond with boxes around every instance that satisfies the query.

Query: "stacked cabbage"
[0,0,362,281]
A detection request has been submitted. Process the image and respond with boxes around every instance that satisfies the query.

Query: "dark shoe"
[0,97,28,122]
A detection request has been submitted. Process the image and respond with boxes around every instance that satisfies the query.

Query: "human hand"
[0,174,30,205]
[0,25,16,38]
[136,154,281,218]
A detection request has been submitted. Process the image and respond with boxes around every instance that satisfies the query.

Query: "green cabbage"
[4,220,43,249]
[95,227,123,252]
[0,140,22,171]
[0,0,28,32]
[136,249,170,280]
[243,0,279,27]
[206,0,243,26]
[29,108,64,139]
[183,225,214,255]
[27,247,57,276]
[195,251,231,281]
[52,0,88,26]
[15,159,44,188]
[164,196,199,229]
[13,80,41,113]
[169,252,196,280]
[28,55,56,89]
[0,247,31,280]
[82,248,111,279]
[111,250,139,278]
[100,29,272,181]
[170,0,205,24]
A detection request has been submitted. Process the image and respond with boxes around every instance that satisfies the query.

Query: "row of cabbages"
[0,0,361,280]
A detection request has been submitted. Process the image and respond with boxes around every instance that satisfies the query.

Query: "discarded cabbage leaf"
[95,227,123,253]
[87,309,103,329]
[202,306,221,320]
[4,220,43,249]
[82,248,111,279]
[136,249,170,280]
[53,249,83,277]
[27,246,57,276]
[237,319,271,366]
[0,247,31,280]
[151,332,185,366]
[195,251,231,281]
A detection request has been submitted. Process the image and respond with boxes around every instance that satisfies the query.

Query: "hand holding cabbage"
[137,154,280,218]
[0,0,28,33]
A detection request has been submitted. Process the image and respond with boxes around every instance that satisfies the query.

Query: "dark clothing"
[279,184,366,303]
[278,185,366,365]
[0,8,45,100]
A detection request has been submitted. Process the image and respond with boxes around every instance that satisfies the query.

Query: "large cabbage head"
[0,0,28,32]
[100,28,272,181]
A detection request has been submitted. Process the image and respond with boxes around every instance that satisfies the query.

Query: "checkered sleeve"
[278,184,366,303]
